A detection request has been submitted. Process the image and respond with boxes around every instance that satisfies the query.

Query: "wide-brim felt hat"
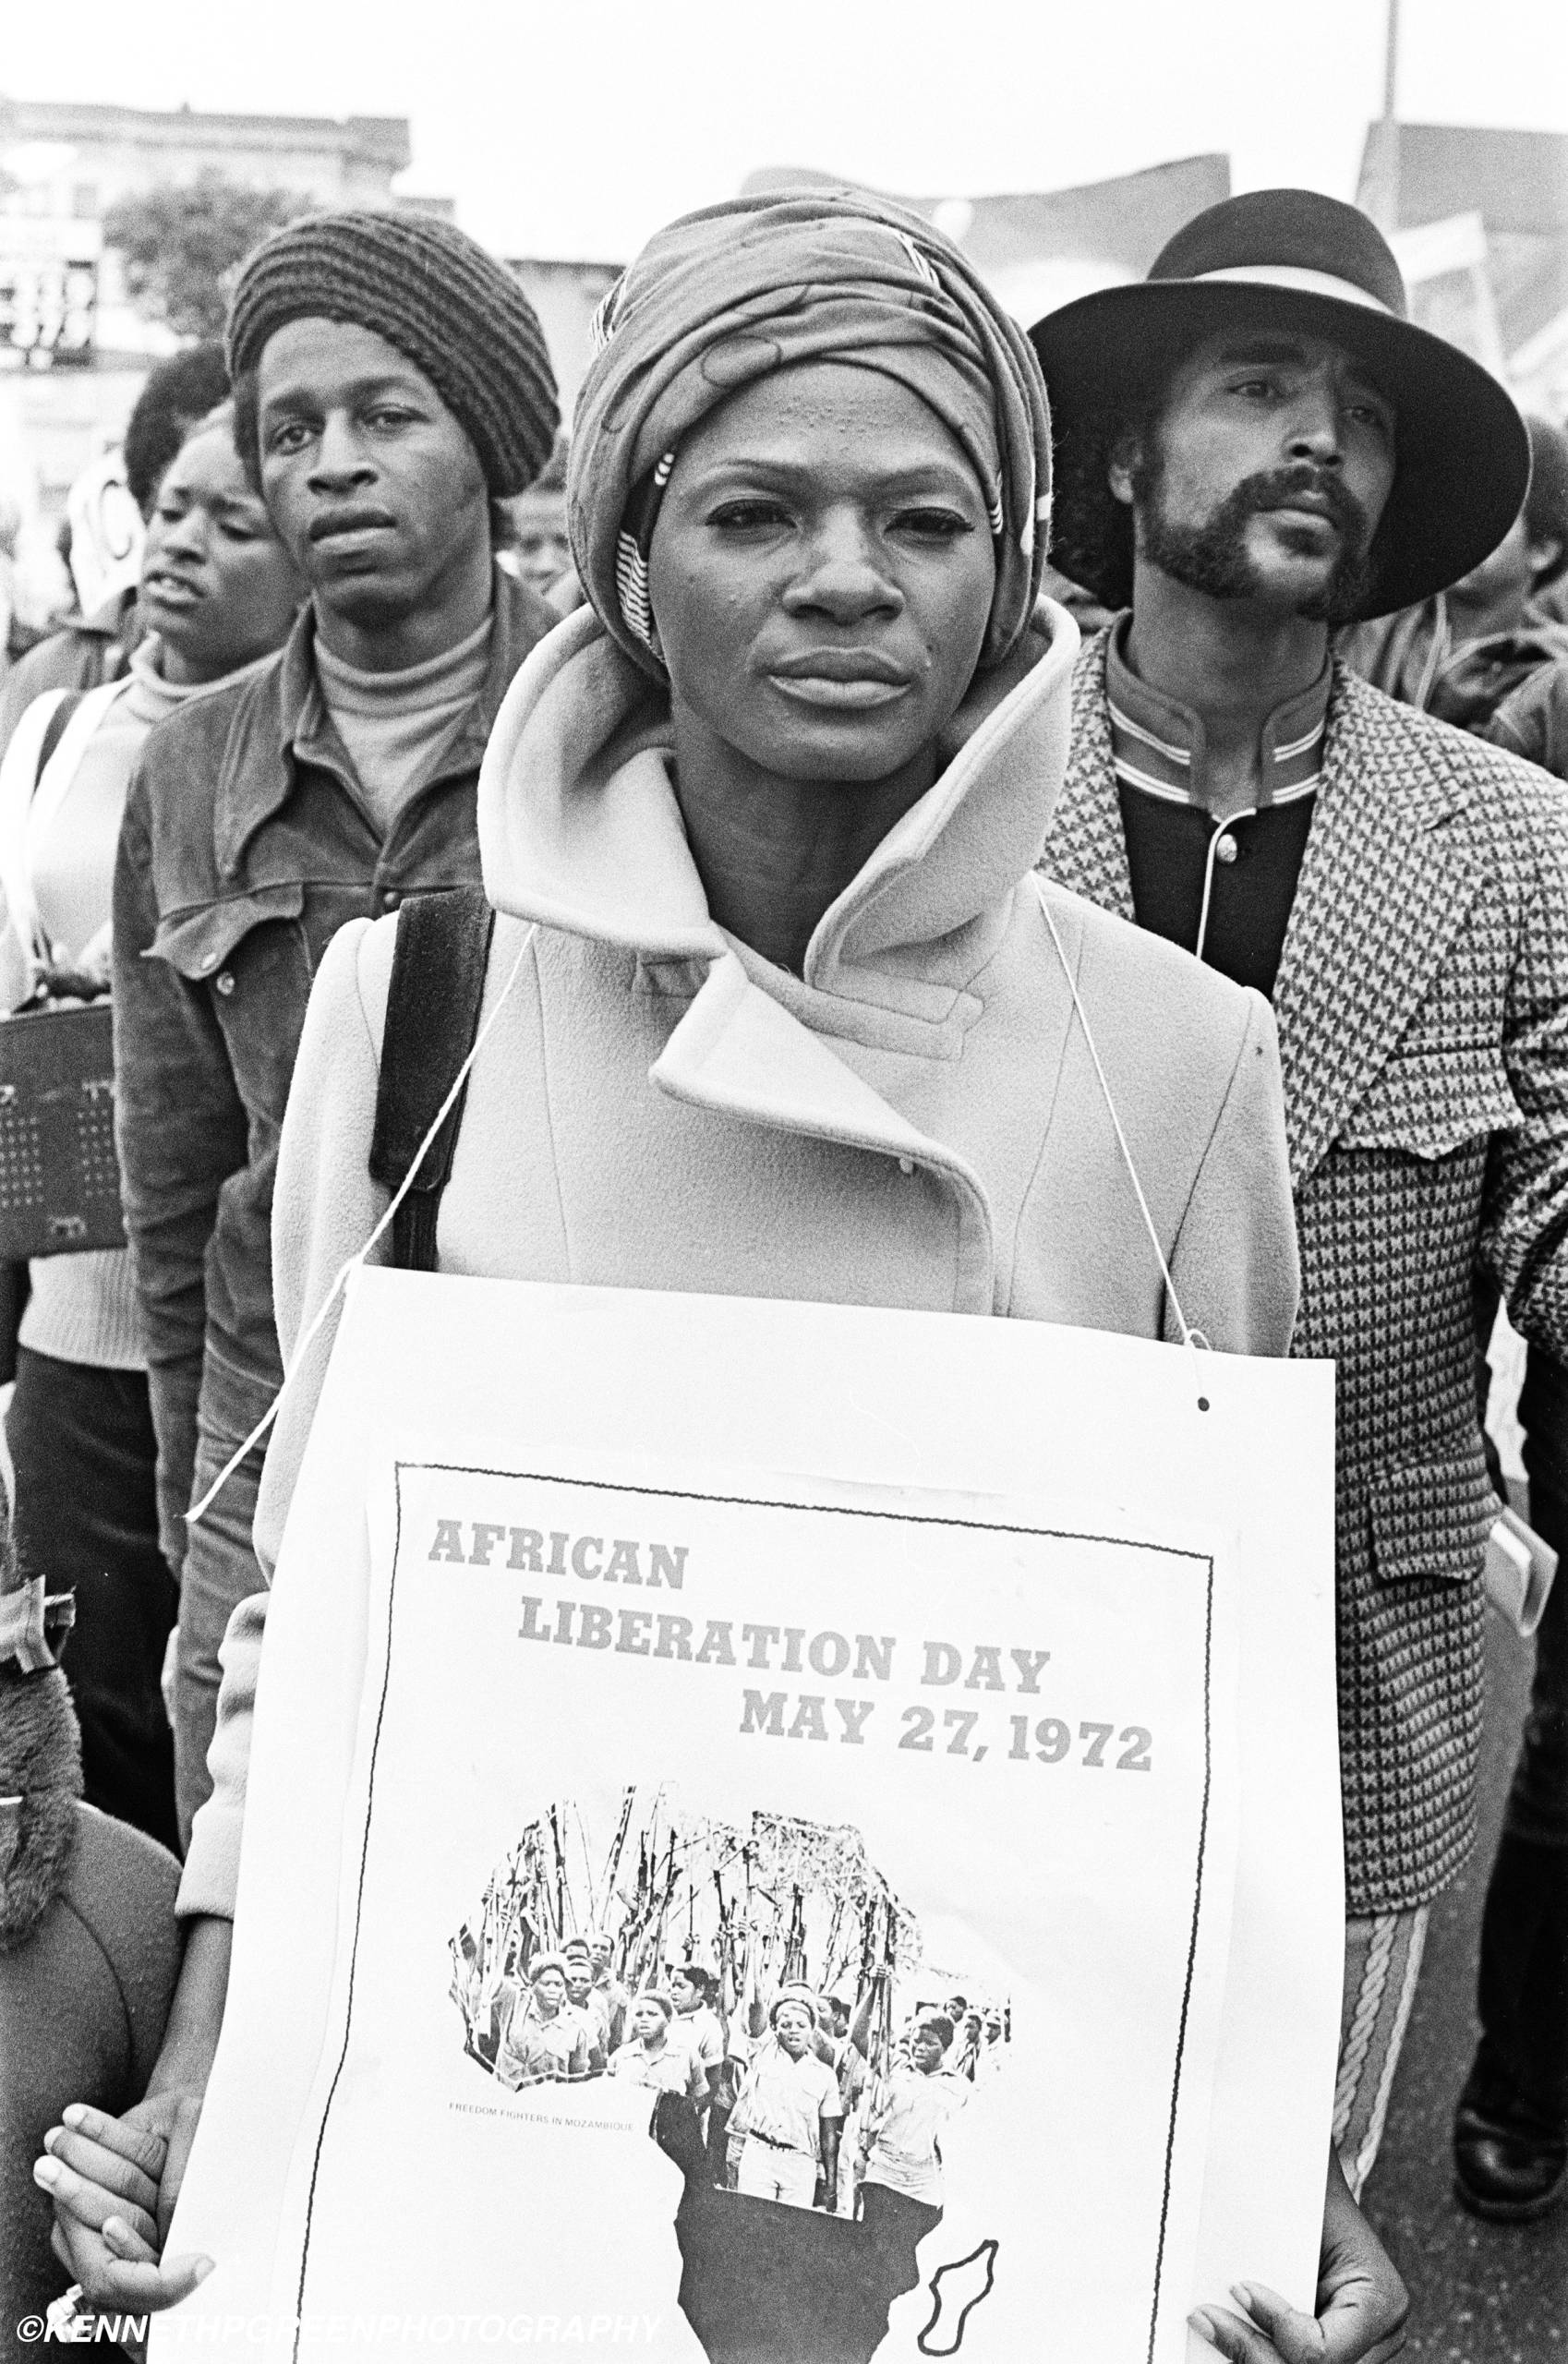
[1029,188,1530,620]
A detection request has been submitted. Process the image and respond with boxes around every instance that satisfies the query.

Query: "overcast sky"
[5,0,1567,260]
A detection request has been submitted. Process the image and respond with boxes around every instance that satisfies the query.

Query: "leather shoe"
[1453,2058,1567,2223]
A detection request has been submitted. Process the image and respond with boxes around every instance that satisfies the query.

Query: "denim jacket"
[112,568,557,1567]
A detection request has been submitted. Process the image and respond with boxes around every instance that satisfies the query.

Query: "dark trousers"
[6,1345,179,1854]
[1476,1349,1568,2129]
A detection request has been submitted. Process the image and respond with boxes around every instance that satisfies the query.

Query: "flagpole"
[1367,0,1403,231]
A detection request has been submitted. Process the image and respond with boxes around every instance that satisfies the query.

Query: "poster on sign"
[155,1272,1340,2364]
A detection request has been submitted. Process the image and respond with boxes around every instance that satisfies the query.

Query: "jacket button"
[215,971,235,996]
[1214,834,1238,865]
[898,1156,915,1176]
[381,888,402,911]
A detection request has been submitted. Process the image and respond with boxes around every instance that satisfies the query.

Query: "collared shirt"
[112,565,559,1565]
[669,2001,726,2081]
[1107,615,1328,998]
[729,2038,843,2160]
[863,2065,969,2204]
[608,2036,707,2100]
[494,1992,593,2089]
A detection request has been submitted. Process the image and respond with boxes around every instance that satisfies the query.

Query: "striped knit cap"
[226,210,559,497]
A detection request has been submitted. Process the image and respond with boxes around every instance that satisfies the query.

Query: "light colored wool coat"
[1043,625,1568,1918]
[179,599,1300,1920]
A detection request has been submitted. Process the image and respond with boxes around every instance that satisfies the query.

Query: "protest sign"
[155,1272,1338,2364]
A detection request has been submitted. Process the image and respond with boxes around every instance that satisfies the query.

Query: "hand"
[73,923,113,993]
[1190,2151,1407,2363]
[36,2093,212,2312]
[33,964,108,1007]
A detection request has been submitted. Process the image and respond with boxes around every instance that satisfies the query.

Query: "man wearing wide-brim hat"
[1035,187,1568,2211]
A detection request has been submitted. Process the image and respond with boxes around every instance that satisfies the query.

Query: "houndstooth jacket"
[1044,628,1568,1917]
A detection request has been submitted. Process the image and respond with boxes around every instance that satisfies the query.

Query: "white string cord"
[185,929,533,1528]
[1193,809,1256,966]
[189,883,1211,1528]
[1034,880,1210,1370]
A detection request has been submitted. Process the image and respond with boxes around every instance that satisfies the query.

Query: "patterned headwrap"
[568,188,1053,680]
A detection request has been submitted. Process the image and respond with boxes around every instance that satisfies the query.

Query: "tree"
[103,171,314,343]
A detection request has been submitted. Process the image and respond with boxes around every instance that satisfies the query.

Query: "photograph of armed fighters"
[448,1788,1011,2362]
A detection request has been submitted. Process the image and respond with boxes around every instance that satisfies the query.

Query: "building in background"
[504,257,622,419]
[0,95,436,598]
[1356,122,1568,420]
[0,94,413,222]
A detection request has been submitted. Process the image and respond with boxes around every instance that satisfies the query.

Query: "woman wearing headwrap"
[43,190,1404,2361]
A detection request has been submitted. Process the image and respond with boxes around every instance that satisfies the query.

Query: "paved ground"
[1363,1612,1567,2361]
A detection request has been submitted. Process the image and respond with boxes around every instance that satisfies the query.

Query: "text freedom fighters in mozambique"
[426,1513,1157,1771]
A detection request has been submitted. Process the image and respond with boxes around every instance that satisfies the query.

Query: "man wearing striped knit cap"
[113,210,561,1849]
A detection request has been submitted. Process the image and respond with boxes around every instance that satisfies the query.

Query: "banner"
[155,1273,1339,2364]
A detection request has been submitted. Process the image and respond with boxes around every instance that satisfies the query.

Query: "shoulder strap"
[34,690,84,784]
[368,886,496,1271]
[0,690,77,973]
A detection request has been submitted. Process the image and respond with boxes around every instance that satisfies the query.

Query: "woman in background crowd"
[0,347,232,758]
[0,403,304,1851]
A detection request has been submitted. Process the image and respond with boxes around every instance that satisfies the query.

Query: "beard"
[1132,449,1376,624]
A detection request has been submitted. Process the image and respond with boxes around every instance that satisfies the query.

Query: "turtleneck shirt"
[314,610,494,836]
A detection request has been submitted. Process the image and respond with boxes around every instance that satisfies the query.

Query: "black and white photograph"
[445,1789,1011,2364]
[3,1,1567,2357]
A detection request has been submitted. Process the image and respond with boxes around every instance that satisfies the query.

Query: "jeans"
[172,1417,266,1848]
[6,1346,177,1852]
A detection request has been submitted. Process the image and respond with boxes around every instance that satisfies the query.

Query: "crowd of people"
[457,1931,995,2245]
[0,167,1566,2362]
[444,1794,1007,2260]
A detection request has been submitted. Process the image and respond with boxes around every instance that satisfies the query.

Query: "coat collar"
[1105,611,1331,810]
[213,566,555,880]
[1272,663,1478,1187]
[649,947,1000,1311]
[477,596,1081,1041]
[474,596,1085,1315]
[1054,627,1484,1188]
